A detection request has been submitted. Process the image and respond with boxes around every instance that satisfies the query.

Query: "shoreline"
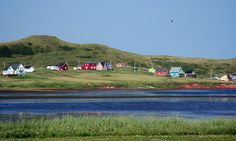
[0,83,236,93]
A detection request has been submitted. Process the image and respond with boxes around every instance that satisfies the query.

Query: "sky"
[0,0,236,59]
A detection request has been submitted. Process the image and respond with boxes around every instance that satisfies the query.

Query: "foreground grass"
[0,116,236,139]
[1,135,236,141]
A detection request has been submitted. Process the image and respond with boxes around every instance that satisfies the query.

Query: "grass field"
[0,116,236,139]
[1,135,236,141]
[0,67,230,90]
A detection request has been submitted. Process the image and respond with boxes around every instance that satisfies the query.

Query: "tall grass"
[0,116,236,138]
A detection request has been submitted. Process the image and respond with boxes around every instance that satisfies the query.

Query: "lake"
[0,89,236,121]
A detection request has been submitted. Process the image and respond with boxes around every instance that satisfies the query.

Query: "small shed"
[115,62,129,68]
[185,70,196,78]
[154,67,168,76]
[47,66,59,71]
[169,67,184,77]
[24,65,35,73]
[57,62,69,71]
[148,68,156,74]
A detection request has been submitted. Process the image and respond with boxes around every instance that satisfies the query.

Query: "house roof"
[11,64,21,70]
[185,70,194,73]
[156,67,167,72]
[169,67,183,73]
[100,61,110,67]
[3,64,23,71]
[84,62,96,64]
[24,65,32,69]
[56,62,67,67]
[3,66,10,71]
[116,62,128,65]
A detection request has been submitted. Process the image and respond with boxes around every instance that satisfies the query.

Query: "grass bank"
[1,68,234,90]
[1,116,236,138]
[1,135,236,141]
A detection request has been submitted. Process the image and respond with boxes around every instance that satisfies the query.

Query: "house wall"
[3,70,13,75]
[81,63,96,70]
[47,66,59,71]
[25,67,35,73]
[2,67,14,75]
[15,64,25,75]
[59,64,69,70]
[155,72,168,76]
[96,63,103,71]
[170,72,179,77]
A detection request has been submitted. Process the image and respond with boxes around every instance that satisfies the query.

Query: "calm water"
[0,89,236,121]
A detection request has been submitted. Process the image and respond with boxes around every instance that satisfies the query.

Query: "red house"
[154,67,168,76]
[81,62,96,70]
[57,62,69,71]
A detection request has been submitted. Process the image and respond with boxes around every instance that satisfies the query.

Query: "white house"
[169,67,185,77]
[219,75,231,82]
[47,66,59,71]
[2,64,25,76]
[24,65,35,73]
[96,61,112,71]
[96,62,104,71]
[3,66,14,76]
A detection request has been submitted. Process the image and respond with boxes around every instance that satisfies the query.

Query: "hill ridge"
[0,35,236,76]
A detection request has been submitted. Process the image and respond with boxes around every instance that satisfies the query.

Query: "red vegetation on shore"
[180,83,236,89]
[180,83,210,89]
[215,84,236,89]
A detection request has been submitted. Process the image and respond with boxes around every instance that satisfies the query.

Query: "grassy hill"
[0,35,236,77]
[0,35,152,68]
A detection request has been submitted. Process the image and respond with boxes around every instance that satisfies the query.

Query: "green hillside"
[0,35,152,67]
[0,35,236,77]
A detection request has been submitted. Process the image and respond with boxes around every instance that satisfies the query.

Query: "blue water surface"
[0,89,236,120]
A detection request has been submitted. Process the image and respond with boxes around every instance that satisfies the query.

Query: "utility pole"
[40,60,43,70]
[133,62,136,72]
[138,62,140,71]
[210,68,213,78]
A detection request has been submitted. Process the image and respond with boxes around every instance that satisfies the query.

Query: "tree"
[0,46,12,57]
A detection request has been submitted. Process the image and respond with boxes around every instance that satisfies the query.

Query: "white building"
[24,66,35,73]
[3,64,25,76]
[47,66,59,71]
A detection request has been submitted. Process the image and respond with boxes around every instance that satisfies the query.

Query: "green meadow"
[0,67,229,90]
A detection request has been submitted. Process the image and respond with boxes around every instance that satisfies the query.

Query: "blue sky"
[0,0,236,59]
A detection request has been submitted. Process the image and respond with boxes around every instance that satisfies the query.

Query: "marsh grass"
[0,116,236,138]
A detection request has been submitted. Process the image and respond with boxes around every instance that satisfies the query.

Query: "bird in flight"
[171,20,173,23]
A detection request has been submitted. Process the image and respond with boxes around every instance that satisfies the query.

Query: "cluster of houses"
[46,61,113,71]
[148,67,196,78]
[148,66,236,81]
[213,74,236,82]
[2,62,236,82]
[2,64,35,76]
